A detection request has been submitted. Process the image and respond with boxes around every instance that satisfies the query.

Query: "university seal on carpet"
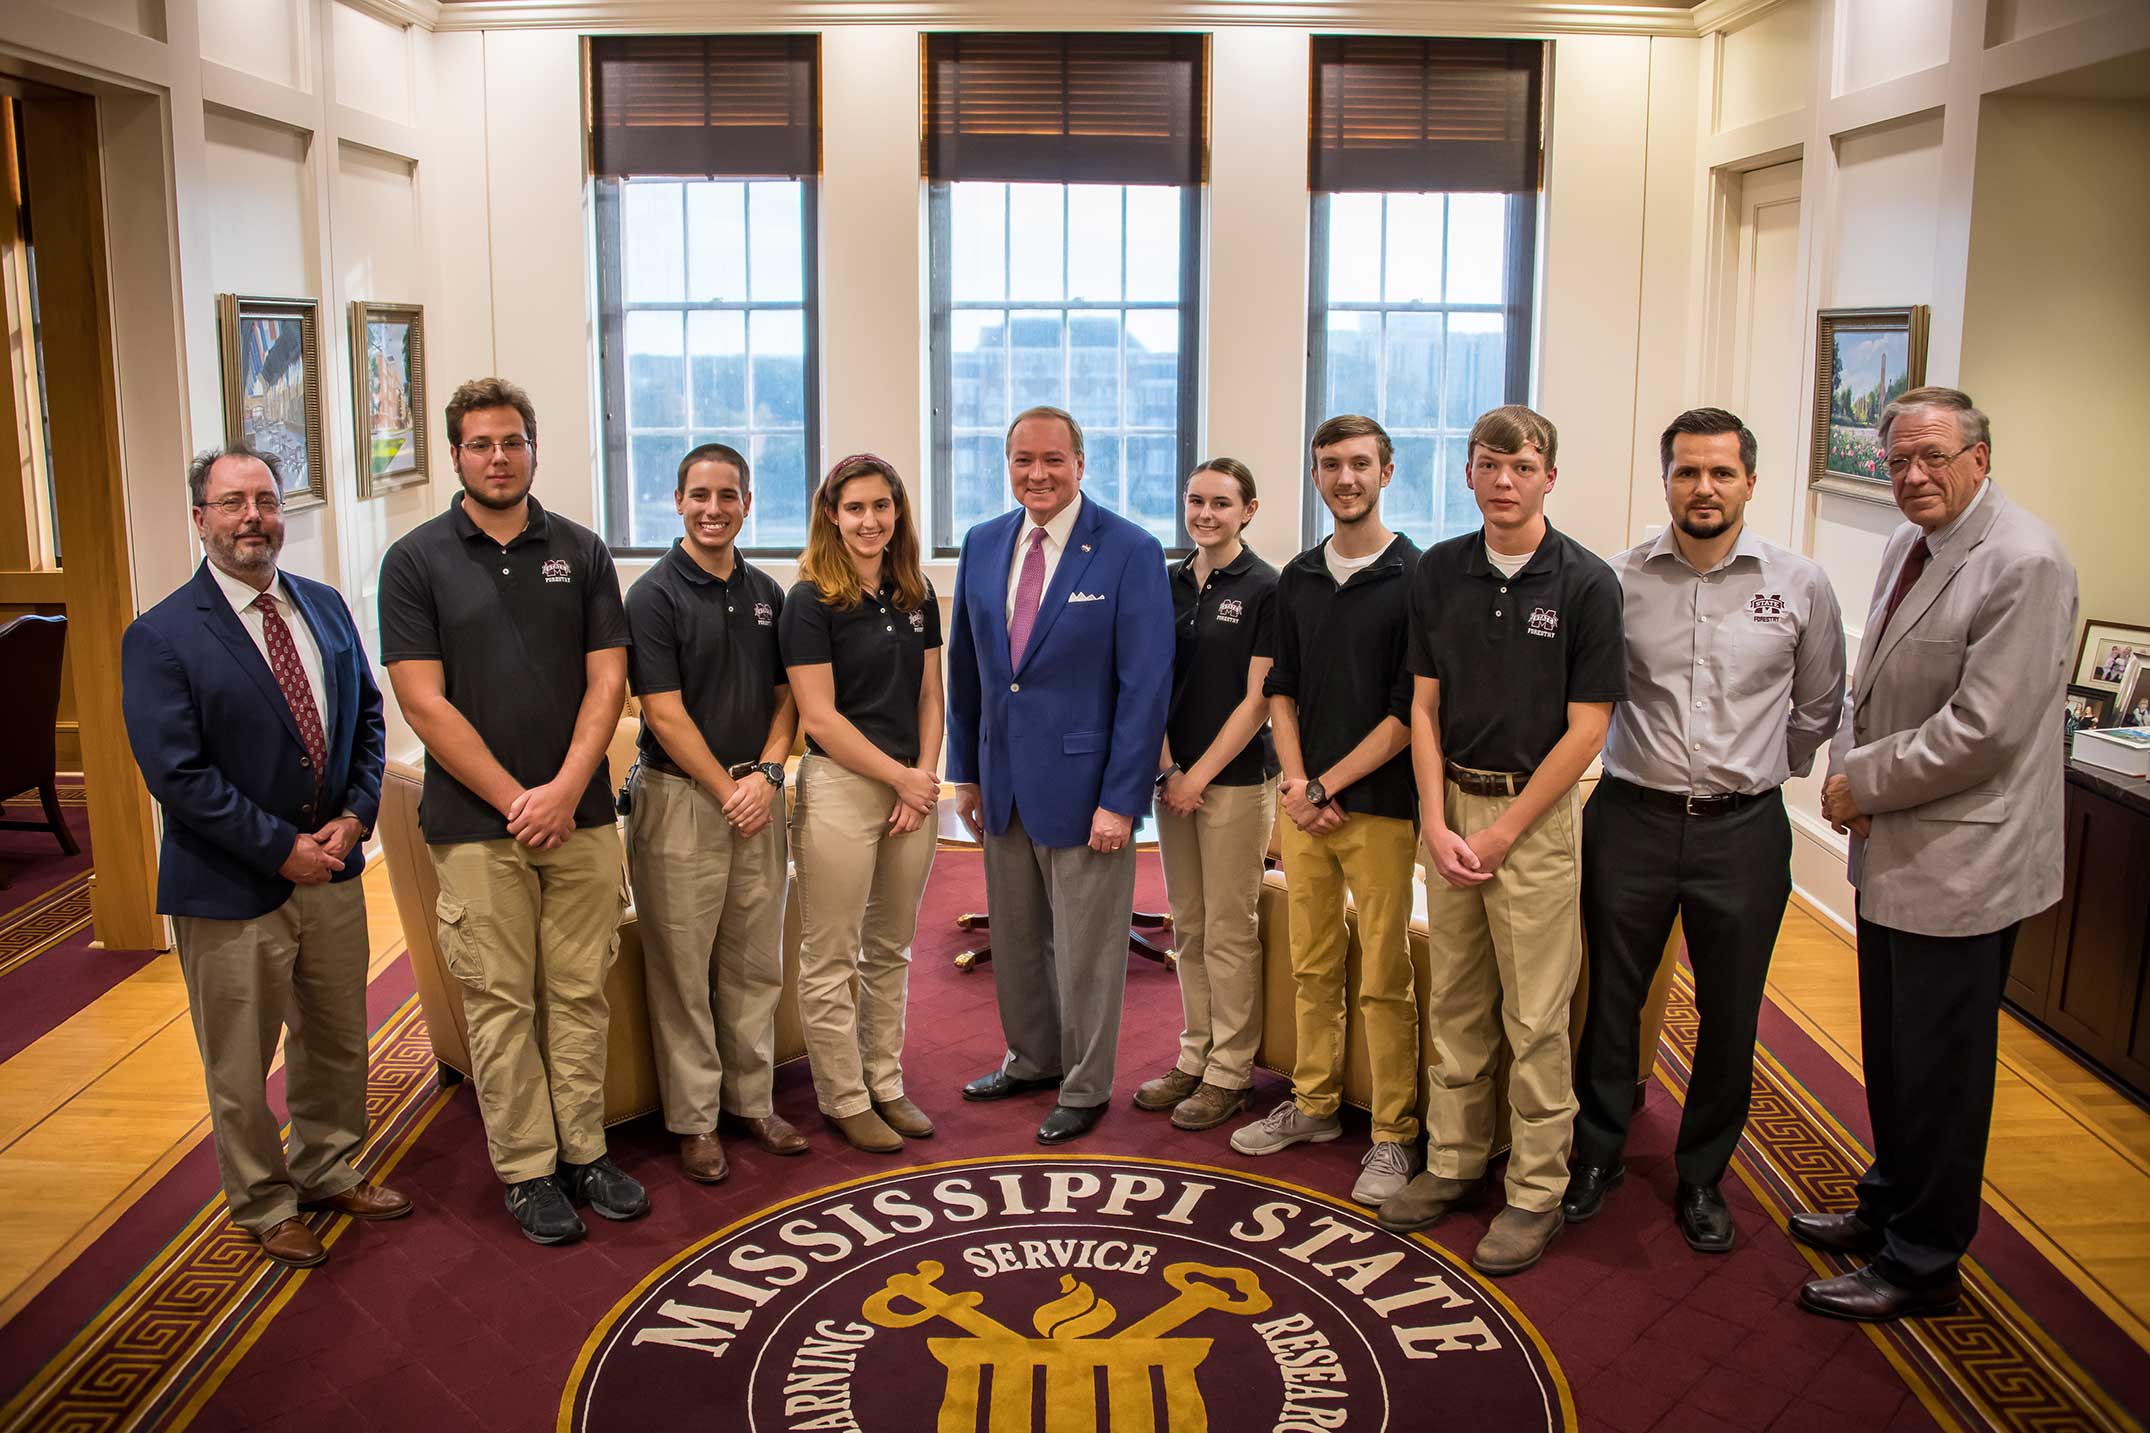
[564,1155,1572,1432]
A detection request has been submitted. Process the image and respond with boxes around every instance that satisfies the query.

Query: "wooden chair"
[0,614,78,885]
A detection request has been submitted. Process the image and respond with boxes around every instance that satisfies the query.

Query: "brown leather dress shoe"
[1788,1209,1884,1258]
[873,1096,935,1139]
[1799,1265,1962,1322]
[300,1179,412,1221]
[257,1217,327,1268]
[680,1132,730,1184]
[728,1113,810,1156]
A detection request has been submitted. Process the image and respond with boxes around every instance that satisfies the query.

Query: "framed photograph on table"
[2065,685,2113,740]
[349,300,430,499]
[1807,305,1930,501]
[2073,619,2150,694]
[216,294,326,512]
[2115,655,2150,732]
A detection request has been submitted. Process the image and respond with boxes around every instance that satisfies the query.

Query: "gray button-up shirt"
[1602,526,1847,796]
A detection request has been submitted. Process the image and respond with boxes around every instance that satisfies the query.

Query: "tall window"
[1305,39,1544,546]
[590,36,819,555]
[925,34,1204,555]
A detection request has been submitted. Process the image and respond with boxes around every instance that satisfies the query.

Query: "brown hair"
[1005,405,1085,460]
[798,454,928,612]
[1468,404,1558,469]
[1186,458,1258,533]
[677,442,750,495]
[1659,407,1756,476]
[445,377,538,448]
[1310,414,1392,467]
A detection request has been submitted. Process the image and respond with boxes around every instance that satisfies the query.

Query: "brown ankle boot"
[1472,1206,1564,1277]
[1132,1068,1202,1112]
[830,1109,903,1154]
[1168,1082,1252,1130]
[680,1132,729,1184]
[872,1096,935,1138]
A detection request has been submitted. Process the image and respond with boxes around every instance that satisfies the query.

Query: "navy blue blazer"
[122,561,387,920]
[946,496,1173,848]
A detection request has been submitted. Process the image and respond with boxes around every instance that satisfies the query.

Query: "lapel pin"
[1081,544,1091,552]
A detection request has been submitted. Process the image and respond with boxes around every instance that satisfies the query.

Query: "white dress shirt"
[209,561,330,739]
[1005,492,1085,625]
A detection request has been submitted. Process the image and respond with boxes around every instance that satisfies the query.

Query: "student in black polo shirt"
[1378,404,1626,1281]
[1131,459,1280,1132]
[781,455,943,1155]
[379,377,645,1246]
[1229,416,1424,1211]
[621,443,802,1187]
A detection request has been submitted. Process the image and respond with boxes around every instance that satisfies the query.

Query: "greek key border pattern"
[0,874,94,979]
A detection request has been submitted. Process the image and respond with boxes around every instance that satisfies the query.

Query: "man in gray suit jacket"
[1800,386,2077,1322]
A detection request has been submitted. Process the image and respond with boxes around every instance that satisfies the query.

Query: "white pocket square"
[1068,592,1108,603]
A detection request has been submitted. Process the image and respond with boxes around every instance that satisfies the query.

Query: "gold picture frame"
[349,300,430,499]
[1808,305,1930,503]
[216,293,327,512]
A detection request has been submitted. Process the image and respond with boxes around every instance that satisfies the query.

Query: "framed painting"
[1807,305,1930,500]
[216,294,326,512]
[2073,619,2150,694]
[350,300,430,499]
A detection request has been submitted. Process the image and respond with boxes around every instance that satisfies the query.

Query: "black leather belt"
[641,753,690,781]
[1609,777,1774,818]
[1445,763,1531,797]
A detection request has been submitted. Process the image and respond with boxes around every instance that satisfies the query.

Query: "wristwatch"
[1303,778,1331,809]
[728,760,786,788]
[1155,764,1182,788]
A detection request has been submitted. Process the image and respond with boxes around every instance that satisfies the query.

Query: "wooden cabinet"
[2006,762,2150,1101]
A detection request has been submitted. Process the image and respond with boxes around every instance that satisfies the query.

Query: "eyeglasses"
[458,437,532,457]
[1884,443,1974,478]
[198,493,282,515]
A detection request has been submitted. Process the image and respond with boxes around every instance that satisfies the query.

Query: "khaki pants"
[625,765,787,1132]
[175,880,370,1234]
[1281,811,1420,1142]
[1155,777,1275,1089]
[432,824,624,1182]
[790,754,937,1117]
[1422,779,1584,1213]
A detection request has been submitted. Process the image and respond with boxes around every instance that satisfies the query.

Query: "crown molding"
[426,0,1703,38]
[349,0,445,29]
[1690,0,1788,37]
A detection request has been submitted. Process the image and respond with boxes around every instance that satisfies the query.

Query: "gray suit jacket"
[1828,482,2077,938]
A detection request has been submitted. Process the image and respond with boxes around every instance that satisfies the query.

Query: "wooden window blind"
[1309,38,1543,194]
[922,33,1205,187]
[589,35,818,179]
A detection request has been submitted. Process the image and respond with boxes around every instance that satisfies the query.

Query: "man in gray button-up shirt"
[1566,407,1845,1255]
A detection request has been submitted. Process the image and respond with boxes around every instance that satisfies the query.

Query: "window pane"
[1008,183,1065,302]
[1443,313,1505,430]
[1383,193,1442,303]
[1068,310,1121,434]
[1440,435,1479,535]
[623,182,685,303]
[630,434,681,549]
[951,183,1006,302]
[625,310,685,431]
[1446,193,1507,305]
[1323,310,1378,417]
[1085,436,1121,517]
[687,310,747,429]
[950,311,1006,431]
[1126,435,1178,544]
[748,181,804,302]
[1068,185,1123,302]
[954,433,1008,533]
[1009,310,1064,411]
[1124,310,1178,430]
[749,309,806,427]
[1387,434,1437,539]
[1327,193,1382,303]
[749,431,809,549]
[686,181,746,301]
[1125,187,1179,301]
[1383,311,1442,431]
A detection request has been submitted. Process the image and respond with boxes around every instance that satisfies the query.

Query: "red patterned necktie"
[1876,537,1931,640]
[1008,526,1048,667]
[256,592,327,787]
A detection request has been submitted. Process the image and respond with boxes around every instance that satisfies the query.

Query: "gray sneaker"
[1229,1100,1342,1156]
[1350,1141,1423,1206]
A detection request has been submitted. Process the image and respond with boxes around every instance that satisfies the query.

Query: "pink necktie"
[256,593,327,787]
[1008,526,1047,667]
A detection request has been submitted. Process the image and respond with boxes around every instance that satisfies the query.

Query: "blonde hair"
[798,454,928,612]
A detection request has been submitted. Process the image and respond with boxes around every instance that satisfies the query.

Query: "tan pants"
[1281,811,1420,1142]
[432,824,624,1182]
[1422,779,1584,1213]
[625,765,787,1132]
[1155,777,1275,1089]
[175,880,370,1234]
[790,755,937,1117]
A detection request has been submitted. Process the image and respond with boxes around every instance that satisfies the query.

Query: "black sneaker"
[504,1175,585,1246]
[560,1155,649,1220]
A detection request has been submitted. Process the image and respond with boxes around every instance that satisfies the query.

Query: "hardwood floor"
[0,869,2143,1357]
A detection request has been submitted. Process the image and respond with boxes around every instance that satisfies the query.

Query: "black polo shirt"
[1169,546,1279,788]
[1263,534,1421,821]
[378,493,629,844]
[779,577,942,765]
[1406,522,1627,774]
[625,542,786,772]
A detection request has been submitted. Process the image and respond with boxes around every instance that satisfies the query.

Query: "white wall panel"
[198,0,304,90]
[1826,111,1944,307]
[1984,0,2125,48]
[1719,0,1811,132]
[332,0,412,124]
[37,0,164,42]
[1837,0,1951,96]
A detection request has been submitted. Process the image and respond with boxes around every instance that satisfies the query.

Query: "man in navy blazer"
[947,405,1173,1143]
[122,445,407,1269]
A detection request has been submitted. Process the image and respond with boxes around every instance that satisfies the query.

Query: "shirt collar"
[1460,523,1566,579]
[665,538,752,588]
[449,491,550,546]
[1924,478,1990,557]
[1174,542,1257,586]
[208,560,286,618]
[1643,522,1766,575]
[1023,492,1083,552]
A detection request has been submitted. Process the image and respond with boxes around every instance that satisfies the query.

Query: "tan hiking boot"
[1376,1171,1485,1232]
[873,1096,935,1139]
[1169,1082,1253,1130]
[1472,1206,1564,1277]
[1133,1068,1203,1112]
[829,1109,904,1154]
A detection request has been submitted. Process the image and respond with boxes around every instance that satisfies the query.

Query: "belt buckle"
[1685,794,1701,817]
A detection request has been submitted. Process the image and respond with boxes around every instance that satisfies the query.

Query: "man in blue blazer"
[948,406,1174,1142]
[122,446,406,1269]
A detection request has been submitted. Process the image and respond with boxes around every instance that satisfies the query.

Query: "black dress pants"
[1574,778,1791,1186]
[1853,910,2017,1291]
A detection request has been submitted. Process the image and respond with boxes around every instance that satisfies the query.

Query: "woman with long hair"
[1132,458,1282,1131]
[780,455,943,1153]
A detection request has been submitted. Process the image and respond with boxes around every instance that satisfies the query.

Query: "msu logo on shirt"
[1216,598,1245,625]
[1746,592,1787,621]
[909,609,927,634]
[1527,606,1559,639]
[754,602,774,627]
[541,558,572,584]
